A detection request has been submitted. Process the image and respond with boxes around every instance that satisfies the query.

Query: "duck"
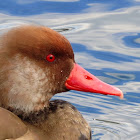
[0,25,123,140]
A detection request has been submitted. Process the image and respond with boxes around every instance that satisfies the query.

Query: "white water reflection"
[17,0,80,4]
[135,37,140,43]
[105,73,135,80]
[119,82,140,93]
[75,52,140,71]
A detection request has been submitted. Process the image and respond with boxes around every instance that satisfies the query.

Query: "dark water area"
[0,0,140,139]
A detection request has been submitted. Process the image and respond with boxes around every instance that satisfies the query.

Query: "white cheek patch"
[7,55,54,113]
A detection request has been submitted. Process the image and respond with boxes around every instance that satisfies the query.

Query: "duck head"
[0,25,123,115]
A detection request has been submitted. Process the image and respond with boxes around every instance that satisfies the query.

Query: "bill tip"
[119,91,124,99]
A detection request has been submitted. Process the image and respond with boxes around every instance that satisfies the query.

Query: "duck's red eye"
[46,54,55,62]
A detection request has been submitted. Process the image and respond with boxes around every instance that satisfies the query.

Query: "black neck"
[7,99,68,125]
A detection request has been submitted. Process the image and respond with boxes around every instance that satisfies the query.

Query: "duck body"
[0,100,91,140]
[25,100,90,140]
[0,25,123,140]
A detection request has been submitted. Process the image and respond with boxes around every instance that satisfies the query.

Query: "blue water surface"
[0,0,140,139]
[0,0,140,15]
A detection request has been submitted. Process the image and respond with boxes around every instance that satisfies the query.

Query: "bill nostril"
[85,75,93,80]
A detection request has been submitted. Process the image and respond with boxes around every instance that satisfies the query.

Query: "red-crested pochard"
[0,25,123,140]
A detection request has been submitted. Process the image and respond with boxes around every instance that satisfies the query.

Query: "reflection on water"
[123,33,140,48]
[0,0,140,139]
[53,23,90,33]
[105,73,135,80]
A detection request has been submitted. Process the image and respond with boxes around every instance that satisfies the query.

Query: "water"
[0,0,140,139]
